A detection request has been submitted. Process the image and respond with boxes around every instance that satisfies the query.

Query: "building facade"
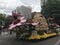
[12,6,32,19]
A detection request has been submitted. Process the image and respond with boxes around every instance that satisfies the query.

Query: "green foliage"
[41,0,60,18]
[0,14,6,25]
[5,16,13,28]
[41,0,60,25]
[0,13,13,28]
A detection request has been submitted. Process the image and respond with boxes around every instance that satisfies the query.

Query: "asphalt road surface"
[0,33,60,45]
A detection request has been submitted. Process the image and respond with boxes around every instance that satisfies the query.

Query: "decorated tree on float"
[9,12,26,30]
[8,11,39,39]
[8,11,57,40]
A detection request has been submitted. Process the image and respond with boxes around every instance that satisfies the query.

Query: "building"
[12,6,32,19]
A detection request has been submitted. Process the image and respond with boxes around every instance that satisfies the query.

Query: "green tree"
[41,0,60,18]
[5,16,13,28]
[0,14,6,26]
[0,13,13,28]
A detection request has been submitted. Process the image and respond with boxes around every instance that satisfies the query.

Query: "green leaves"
[41,0,60,18]
[0,14,6,25]
[41,0,60,25]
[0,13,13,27]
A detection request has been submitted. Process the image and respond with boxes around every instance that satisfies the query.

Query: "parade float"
[8,12,57,40]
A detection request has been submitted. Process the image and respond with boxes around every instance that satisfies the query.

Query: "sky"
[0,0,41,15]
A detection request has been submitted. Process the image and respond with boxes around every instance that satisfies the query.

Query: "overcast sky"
[0,0,41,15]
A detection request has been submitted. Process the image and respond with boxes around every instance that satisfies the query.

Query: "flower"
[51,23,58,26]
[48,18,54,20]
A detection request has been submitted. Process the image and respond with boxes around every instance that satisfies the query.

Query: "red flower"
[13,19,20,24]
[26,20,34,23]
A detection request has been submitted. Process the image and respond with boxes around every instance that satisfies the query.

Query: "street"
[0,32,60,45]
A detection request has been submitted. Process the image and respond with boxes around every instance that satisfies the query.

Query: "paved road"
[0,33,60,45]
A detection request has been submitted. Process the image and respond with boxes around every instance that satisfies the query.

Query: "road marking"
[54,40,60,45]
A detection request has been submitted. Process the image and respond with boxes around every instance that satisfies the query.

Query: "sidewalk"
[1,32,9,35]
[1,31,16,35]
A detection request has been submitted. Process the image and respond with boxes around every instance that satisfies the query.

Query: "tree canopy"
[0,13,13,28]
[41,0,60,25]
